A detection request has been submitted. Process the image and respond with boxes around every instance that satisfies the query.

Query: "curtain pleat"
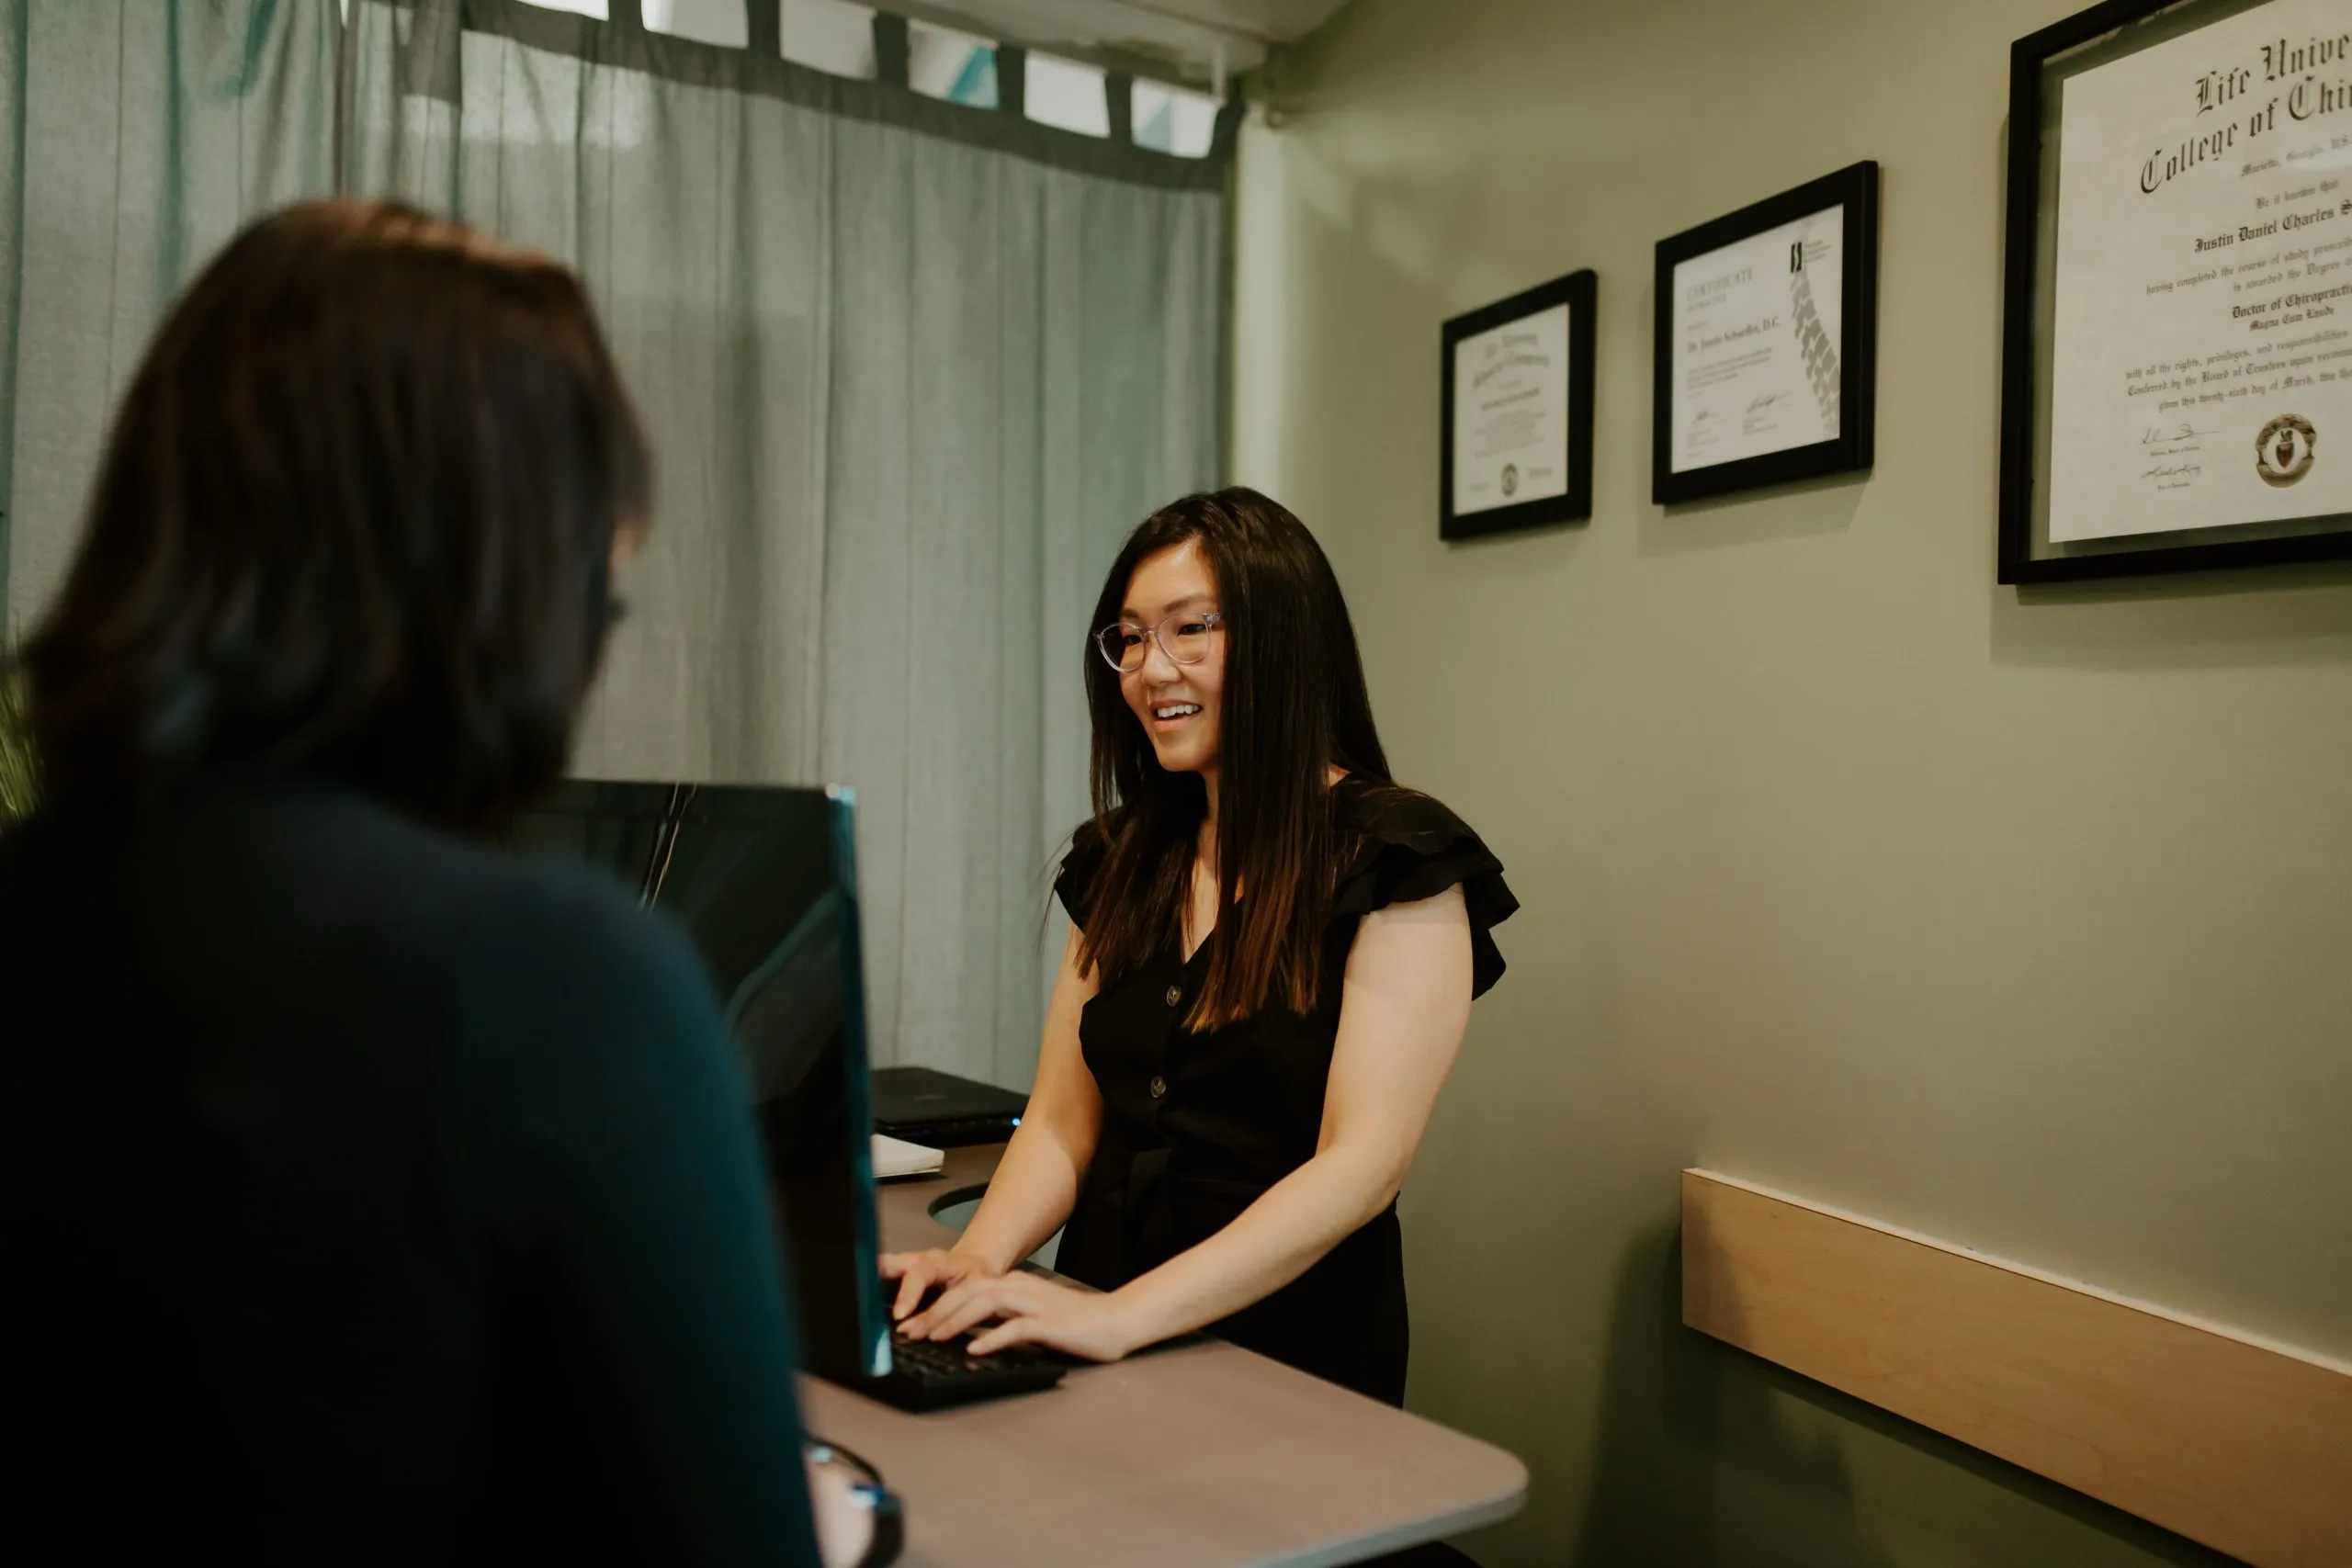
[0,0,337,634]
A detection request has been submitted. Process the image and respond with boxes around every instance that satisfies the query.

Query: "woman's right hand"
[878,1247,1001,1324]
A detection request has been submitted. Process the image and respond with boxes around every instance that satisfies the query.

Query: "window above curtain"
[439,0,1237,186]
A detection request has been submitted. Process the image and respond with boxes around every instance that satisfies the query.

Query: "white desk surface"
[797,1144,1527,1568]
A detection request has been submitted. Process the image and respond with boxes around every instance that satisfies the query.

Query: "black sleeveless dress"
[1051,778,1517,1406]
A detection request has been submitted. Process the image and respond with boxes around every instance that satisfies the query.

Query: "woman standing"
[886,489,1515,1406]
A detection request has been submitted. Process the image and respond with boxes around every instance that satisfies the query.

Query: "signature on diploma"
[2140,423,2215,446]
[2142,462,2202,481]
[1747,393,1783,412]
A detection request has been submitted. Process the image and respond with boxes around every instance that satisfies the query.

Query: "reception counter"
[797,1143,1526,1568]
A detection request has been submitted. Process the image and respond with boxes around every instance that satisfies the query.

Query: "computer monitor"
[503,779,892,1383]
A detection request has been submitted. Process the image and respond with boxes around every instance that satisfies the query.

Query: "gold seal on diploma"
[2254,414,2316,489]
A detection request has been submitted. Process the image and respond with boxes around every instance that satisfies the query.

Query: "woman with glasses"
[883,488,1516,1409]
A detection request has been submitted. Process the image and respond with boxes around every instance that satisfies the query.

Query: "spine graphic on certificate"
[1790,255,1841,434]
[1667,203,1847,477]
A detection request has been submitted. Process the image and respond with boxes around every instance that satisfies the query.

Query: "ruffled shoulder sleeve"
[1054,816,1111,931]
[1333,783,1519,998]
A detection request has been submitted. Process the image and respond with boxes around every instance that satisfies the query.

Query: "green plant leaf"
[0,666,39,824]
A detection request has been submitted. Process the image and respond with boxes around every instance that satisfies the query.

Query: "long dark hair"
[16,200,649,829]
[1075,489,1389,1027]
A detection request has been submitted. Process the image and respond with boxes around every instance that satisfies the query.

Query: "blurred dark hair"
[1074,488,1389,1027]
[15,199,649,829]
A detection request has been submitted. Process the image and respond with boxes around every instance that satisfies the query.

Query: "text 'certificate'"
[2049,0,2352,542]
[1451,304,1570,516]
[1668,208,1844,474]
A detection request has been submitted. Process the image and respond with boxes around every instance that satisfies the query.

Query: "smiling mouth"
[1151,704,1202,723]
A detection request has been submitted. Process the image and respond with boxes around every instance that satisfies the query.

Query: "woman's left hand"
[900,1270,1144,1361]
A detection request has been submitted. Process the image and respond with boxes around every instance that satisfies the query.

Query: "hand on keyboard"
[878,1247,999,1325]
[891,1269,1139,1363]
[859,1273,1074,1412]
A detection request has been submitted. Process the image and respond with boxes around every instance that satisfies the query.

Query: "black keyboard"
[858,1280,1075,1413]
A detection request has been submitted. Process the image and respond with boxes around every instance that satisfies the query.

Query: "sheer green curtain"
[341,1,1226,1085]
[0,0,338,632]
[0,0,1226,1085]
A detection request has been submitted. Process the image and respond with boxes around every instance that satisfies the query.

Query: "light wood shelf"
[1681,1168,2352,1568]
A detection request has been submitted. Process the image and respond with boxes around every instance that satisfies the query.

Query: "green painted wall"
[1230,1,2352,1563]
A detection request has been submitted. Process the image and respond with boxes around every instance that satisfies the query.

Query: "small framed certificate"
[2000,0,2352,582]
[1652,163,1881,505]
[1441,269,1596,540]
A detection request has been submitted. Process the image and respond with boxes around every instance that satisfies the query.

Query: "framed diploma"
[1441,269,1597,540]
[1653,163,1881,505]
[2001,0,2352,582]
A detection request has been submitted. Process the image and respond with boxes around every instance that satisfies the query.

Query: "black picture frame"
[1440,269,1597,541]
[1652,162,1880,505]
[1998,0,2352,584]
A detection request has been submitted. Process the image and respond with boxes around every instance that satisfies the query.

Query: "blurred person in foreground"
[0,201,826,1567]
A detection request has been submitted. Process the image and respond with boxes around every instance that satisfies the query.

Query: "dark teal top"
[0,780,821,1566]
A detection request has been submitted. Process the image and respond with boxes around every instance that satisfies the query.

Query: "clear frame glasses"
[1093,609,1224,673]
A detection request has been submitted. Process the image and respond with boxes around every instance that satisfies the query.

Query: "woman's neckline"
[1176,770,1364,966]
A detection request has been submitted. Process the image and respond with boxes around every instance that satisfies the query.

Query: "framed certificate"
[2000,0,2352,582]
[1653,163,1881,505]
[1441,269,1596,540]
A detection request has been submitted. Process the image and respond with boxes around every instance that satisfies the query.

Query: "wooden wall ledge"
[1680,1168,2352,1568]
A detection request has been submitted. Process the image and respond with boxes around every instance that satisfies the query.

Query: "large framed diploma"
[2001,0,2352,581]
[1441,269,1597,540]
[1652,163,1881,505]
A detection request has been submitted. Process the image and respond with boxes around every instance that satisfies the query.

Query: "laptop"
[869,1066,1028,1148]
[504,780,1069,1411]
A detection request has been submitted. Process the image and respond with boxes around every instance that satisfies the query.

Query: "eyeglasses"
[1093,610,1224,673]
